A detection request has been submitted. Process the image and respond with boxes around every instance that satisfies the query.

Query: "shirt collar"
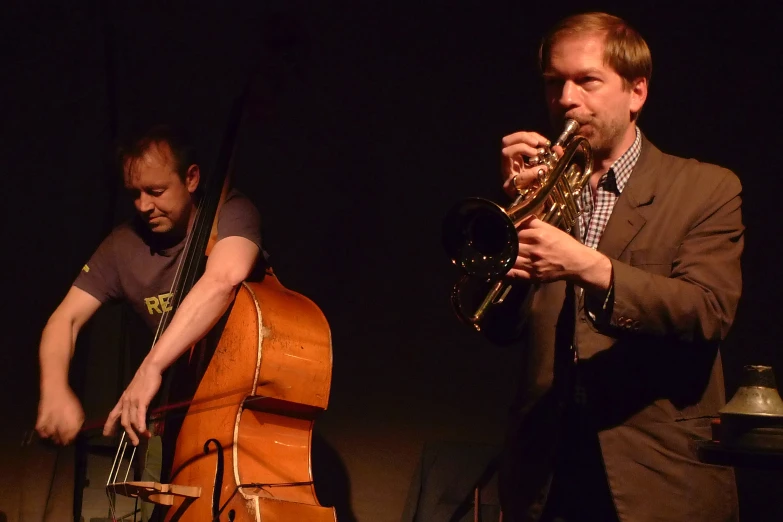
[606,126,642,194]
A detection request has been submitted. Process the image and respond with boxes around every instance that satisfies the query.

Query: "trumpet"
[441,119,593,331]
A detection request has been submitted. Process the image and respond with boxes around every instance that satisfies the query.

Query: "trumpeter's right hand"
[500,130,563,199]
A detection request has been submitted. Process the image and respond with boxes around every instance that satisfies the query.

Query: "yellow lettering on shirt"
[159,292,173,313]
[144,292,174,315]
[144,296,162,315]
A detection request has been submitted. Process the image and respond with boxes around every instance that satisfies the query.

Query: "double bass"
[105,90,337,522]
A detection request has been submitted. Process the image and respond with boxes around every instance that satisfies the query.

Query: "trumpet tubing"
[442,119,593,330]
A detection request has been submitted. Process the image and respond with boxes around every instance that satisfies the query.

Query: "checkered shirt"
[577,127,642,248]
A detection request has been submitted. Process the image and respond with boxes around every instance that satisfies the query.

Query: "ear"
[185,164,200,194]
[629,77,648,116]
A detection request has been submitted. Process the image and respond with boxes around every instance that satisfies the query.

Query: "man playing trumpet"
[492,12,743,522]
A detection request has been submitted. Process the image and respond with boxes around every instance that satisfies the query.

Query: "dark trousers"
[540,402,619,522]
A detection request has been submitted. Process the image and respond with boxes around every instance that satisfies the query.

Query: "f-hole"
[203,438,224,521]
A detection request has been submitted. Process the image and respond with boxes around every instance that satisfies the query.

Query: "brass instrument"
[442,119,593,330]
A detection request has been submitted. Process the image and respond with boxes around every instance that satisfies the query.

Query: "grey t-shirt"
[73,190,262,331]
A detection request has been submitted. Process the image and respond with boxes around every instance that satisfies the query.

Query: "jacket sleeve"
[604,168,743,343]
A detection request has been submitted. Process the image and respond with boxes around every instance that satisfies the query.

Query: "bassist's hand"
[103,361,162,446]
[36,386,84,446]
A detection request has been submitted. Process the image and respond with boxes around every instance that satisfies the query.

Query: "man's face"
[543,33,645,155]
[123,142,198,235]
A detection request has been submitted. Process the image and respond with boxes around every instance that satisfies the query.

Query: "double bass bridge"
[104,431,202,513]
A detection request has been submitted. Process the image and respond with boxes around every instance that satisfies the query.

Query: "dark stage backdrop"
[0,2,779,521]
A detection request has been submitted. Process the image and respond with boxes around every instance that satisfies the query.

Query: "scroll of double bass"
[106,84,337,522]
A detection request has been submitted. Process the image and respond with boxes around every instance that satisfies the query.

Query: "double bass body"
[162,273,336,521]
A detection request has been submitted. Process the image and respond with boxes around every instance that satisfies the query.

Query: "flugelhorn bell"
[442,119,593,330]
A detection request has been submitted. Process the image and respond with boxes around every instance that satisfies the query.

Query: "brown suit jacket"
[495,134,744,522]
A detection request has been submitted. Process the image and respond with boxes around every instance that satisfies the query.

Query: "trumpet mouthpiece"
[555,119,580,148]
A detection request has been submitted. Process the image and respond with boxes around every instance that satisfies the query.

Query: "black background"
[0,1,779,521]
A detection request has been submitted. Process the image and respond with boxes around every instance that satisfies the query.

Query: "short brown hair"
[118,124,198,184]
[539,12,652,89]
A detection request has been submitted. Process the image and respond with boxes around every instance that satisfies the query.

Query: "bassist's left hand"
[103,361,162,446]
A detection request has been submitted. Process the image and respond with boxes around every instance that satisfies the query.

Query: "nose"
[137,193,154,214]
[557,80,580,110]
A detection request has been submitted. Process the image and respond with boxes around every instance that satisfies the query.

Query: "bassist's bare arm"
[103,235,259,445]
[36,287,101,445]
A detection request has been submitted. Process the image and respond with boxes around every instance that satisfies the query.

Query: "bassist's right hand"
[35,386,84,445]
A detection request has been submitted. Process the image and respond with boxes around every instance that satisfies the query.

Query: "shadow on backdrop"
[312,429,358,522]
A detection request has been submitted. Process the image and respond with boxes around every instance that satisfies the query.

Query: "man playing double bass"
[34,124,262,511]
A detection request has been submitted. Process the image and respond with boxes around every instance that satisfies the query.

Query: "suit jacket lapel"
[597,133,662,260]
